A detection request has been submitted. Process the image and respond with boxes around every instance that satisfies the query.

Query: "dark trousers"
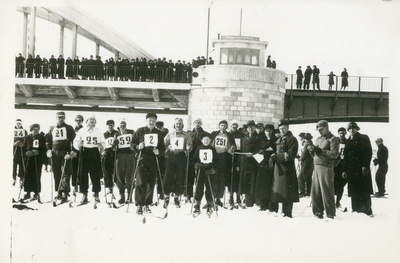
[71,150,80,187]
[13,147,25,179]
[270,202,293,217]
[102,150,115,188]
[163,152,187,196]
[351,193,372,215]
[51,150,72,193]
[79,148,102,194]
[194,169,213,203]
[116,152,135,192]
[375,164,388,195]
[187,160,196,198]
[24,155,42,193]
[334,169,348,203]
[135,157,157,206]
[213,152,230,199]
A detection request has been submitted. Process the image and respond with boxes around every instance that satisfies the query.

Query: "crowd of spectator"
[15,53,214,83]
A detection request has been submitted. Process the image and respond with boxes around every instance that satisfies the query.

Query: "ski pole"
[184,150,190,198]
[230,153,234,205]
[207,172,218,217]
[17,155,30,200]
[155,155,168,218]
[190,168,201,215]
[20,147,26,176]
[34,155,42,203]
[126,150,142,213]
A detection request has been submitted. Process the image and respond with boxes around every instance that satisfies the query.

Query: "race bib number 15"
[144,134,158,147]
[199,149,213,164]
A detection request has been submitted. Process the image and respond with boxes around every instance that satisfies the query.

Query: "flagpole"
[239,8,242,36]
[206,7,210,65]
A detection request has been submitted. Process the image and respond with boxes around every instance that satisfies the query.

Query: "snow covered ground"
[8,168,400,263]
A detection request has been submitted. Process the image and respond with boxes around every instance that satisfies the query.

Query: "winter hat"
[347,122,360,131]
[29,123,40,131]
[106,120,115,125]
[75,115,84,122]
[146,112,158,119]
[193,118,202,125]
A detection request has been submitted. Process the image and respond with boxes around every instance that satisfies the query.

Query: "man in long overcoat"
[270,120,299,217]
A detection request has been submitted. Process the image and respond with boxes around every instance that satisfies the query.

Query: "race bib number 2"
[199,149,213,164]
[144,134,158,147]
[52,127,67,141]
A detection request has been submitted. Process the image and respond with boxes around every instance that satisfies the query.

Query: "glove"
[314,147,322,156]
[18,141,24,147]
[32,150,39,156]
[64,154,71,160]
[153,148,159,156]
[70,151,77,158]
[194,163,203,169]
[46,150,52,158]
[26,151,34,157]
[373,159,378,166]
[209,168,216,175]
[14,141,21,146]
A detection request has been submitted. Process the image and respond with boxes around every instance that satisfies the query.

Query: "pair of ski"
[192,210,214,218]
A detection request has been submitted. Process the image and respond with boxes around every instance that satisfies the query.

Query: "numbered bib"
[144,134,158,147]
[32,139,39,149]
[14,128,25,138]
[234,138,241,151]
[171,137,184,150]
[52,127,67,141]
[117,134,132,149]
[214,136,228,150]
[84,136,98,148]
[339,143,345,160]
[105,137,114,149]
[199,149,213,164]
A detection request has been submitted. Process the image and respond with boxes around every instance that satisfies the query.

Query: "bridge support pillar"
[72,24,78,59]
[95,42,100,57]
[22,12,28,58]
[59,25,64,56]
[27,6,36,57]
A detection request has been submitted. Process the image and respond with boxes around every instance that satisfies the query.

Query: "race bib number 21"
[52,127,67,141]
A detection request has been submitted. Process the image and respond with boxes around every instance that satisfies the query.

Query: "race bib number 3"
[171,137,184,150]
[105,137,114,149]
[32,139,39,149]
[52,127,67,141]
[118,134,132,149]
[14,128,25,138]
[199,149,213,164]
[144,134,158,147]
[234,138,241,151]
[84,136,98,147]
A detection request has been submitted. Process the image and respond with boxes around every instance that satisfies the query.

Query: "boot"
[144,205,152,213]
[163,196,170,209]
[94,192,100,203]
[31,193,38,200]
[61,192,68,202]
[136,206,143,215]
[81,193,88,204]
[174,196,181,208]
[194,201,201,213]
[215,198,223,207]
[206,202,213,213]
[118,189,125,204]
[23,192,31,200]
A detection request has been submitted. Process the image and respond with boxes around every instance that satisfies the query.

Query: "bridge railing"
[285,74,389,93]
[15,64,193,83]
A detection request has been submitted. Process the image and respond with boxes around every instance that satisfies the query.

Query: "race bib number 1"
[144,134,158,147]
[199,149,213,164]
[52,127,67,141]
[171,137,184,150]
[32,139,39,149]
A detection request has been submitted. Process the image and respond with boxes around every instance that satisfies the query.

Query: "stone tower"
[188,35,286,131]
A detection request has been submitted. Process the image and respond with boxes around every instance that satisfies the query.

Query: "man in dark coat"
[312,65,320,90]
[342,122,374,216]
[270,119,299,217]
[373,138,388,197]
[303,65,312,90]
[266,55,272,68]
[334,127,348,208]
[297,132,314,197]
[57,55,65,79]
[228,120,244,208]
[49,55,57,78]
[296,66,303,89]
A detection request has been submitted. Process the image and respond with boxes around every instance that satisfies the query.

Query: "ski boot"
[136,206,143,215]
[80,193,88,204]
[144,205,152,214]
[163,196,170,209]
[174,197,180,208]
[94,192,100,203]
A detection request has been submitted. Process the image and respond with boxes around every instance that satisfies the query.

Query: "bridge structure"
[15,6,389,125]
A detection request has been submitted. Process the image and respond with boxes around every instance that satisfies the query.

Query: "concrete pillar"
[59,25,64,56]
[95,42,100,57]
[114,51,119,61]
[189,65,286,131]
[71,24,78,59]
[22,12,28,58]
[27,6,36,57]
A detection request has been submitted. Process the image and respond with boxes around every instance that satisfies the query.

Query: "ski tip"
[12,198,17,203]
[52,201,57,207]
[142,217,146,224]
[343,207,348,212]
[69,202,73,208]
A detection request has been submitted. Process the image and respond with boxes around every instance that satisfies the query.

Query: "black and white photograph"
[1,0,400,263]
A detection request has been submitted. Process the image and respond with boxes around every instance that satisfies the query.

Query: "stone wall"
[188,65,286,131]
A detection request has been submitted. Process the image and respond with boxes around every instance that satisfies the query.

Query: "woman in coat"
[270,120,299,217]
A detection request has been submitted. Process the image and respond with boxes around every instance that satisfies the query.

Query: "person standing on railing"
[328,71,336,90]
[340,68,349,90]
[303,65,312,90]
[296,66,303,89]
[312,65,320,90]
[57,55,65,79]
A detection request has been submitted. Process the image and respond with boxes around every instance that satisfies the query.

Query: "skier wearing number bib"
[228,120,244,209]
[71,115,84,194]
[102,120,118,196]
[72,115,105,204]
[163,118,193,208]
[132,113,166,215]
[193,133,217,214]
[13,119,28,186]
[23,124,46,200]
[112,119,135,204]
[46,112,75,202]
[210,120,235,207]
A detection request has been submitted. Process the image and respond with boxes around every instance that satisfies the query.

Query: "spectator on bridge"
[73,56,80,78]
[303,65,312,90]
[266,55,272,68]
[312,65,320,90]
[208,57,214,65]
[34,55,42,78]
[296,66,303,89]
[96,56,104,80]
[328,71,336,90]
[42,57,49,78]
[16,53,25,78]
[66,57,73,79]
[57,55,65,79]
[272,60,277,69]
[373,138,388,198]
[49,55,57,79]
[26,54,34,78]
[340,68,349,90]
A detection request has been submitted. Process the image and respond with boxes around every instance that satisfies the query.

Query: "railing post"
[335,76,338,99]
[380,77,384,102]
[358,76,361,97]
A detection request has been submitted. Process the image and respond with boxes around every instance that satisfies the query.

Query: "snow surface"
[9,167,400,263]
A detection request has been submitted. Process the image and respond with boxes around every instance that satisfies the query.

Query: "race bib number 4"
[84,136,98,147]
[214,136,228,149]
[32,139,39,149]
[199,149,213,164]
[105,137,114,149]
[118,134,132,149]
[170,137,184,150]
[14,128,25,138]
[52,127,67,141]
[144,134,158,147]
